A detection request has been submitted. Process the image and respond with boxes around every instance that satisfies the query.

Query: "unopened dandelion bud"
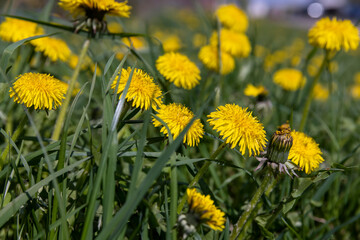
[266,122,293,164]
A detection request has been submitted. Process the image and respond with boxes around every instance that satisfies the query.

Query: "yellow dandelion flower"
[156,52,200,90]
[68,54,92,70]
[9,73,67,110]
[210,29,251,58]
[351,84,360,99]
[58,0,131,19]
[31,37,71,62]
[198,45,235,75]
[0,17,44,42]
[111,67,163,110]
[273,68,306,91]
[308,17,359,52]
[291,55,302,67]
[162,35,182,52]
[289,131,324,174]
[107,21,123,33]
[207,104,267,156]
[313,83,329,101]
[215,4,248,32]
[122,37,145,50]
[193,33,207,48]
[152,103,204,147]
[186,188,226,231]
[244,84,268,97]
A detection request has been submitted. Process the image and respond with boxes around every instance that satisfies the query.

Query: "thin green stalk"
[52,39,90,140]
[230,168,273,240]
[177,141,227,214]
[0,114,27,166]
[170,154,177,240]
[299,50,329,131]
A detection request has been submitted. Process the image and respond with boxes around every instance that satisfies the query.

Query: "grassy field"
[0,1,360,239]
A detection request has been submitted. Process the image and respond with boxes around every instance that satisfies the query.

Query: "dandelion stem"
[51,38,90,140]
[230,168,273,240]
[299,50,328,131]
[170,154,178,240]
[177,141,227,214]
[0,114,27,166]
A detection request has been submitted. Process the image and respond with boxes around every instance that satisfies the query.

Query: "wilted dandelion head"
[289,131,324,174]
[156,52,200,90]
[162,35,182,52]
[9,73,68,110]
[244,84,268,98]
[207,104,267,156]
[59,0,131,19]
[273,68,306,91]
[313,83,329,101]
[308,17,359,52]
[185,188,225,231]
[198,45,235,75]
[215,4,248,32]
[111,67,163,110]
[31,37,71,62]
[210,29,251,58]
[0,17,44,42]
[152,103,204,147]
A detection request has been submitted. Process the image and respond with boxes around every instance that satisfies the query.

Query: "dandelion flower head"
[215,4,248,32]
[31,37,71,62]
[162,35,182,52]
[107,21,123,33]
[0,17,44,43]
[156,52,200,90]
[186,188,226,231]
[111,67,163,110]
[207,104,267,156]
[198,45,235,75]
[288,131,324,174]
[308,17,359,52]
[9,73,68,110]
[313,83,329,101]
[152,103,204,147]
[273,68,306,91]
[210,29,251,58]
[244,84,268,98]
[58,0,131,19]
[351,84,360,99]
[122,37,145,50]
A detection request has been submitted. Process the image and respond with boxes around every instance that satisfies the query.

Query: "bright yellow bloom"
[122,37,145,49]
[186,188,226,231]
[198,45,235,75]
[9,73,67,110]
[111,67,163,110]
[207,104,267,156]
[58,0,131,18]
[244,84,268,97]
[0,17,44,43]
[31,37,71,62]
[152,103,204,147]
[156,52,200,90]
[215,4,248,32]
[289,131,324,174]
[107,21,123,33]
[313,83,329,101]
[351,84,360,99]
[273,68,306,91]
[308,17,359,52]
[210,29,251,58]
[162,35,182,52]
